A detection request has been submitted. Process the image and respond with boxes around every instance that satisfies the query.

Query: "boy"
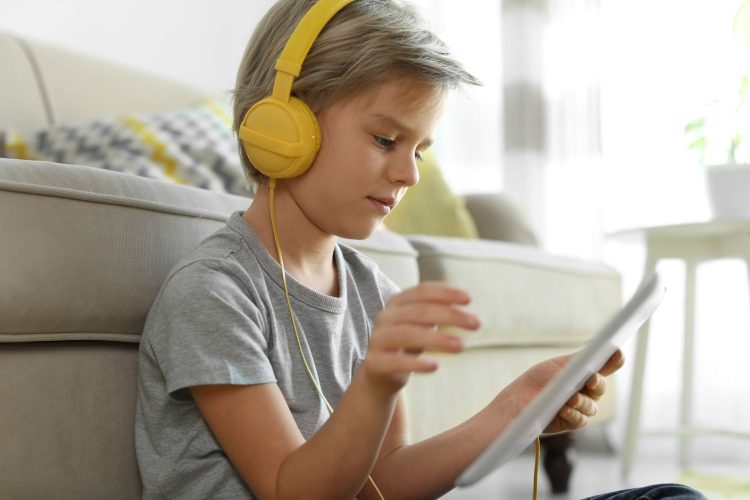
[135,1,704,498]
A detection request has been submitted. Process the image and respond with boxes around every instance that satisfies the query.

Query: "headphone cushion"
[240,96,321,179]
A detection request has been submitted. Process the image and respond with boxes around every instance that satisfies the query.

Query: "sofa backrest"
[0,33,210,134]
[0,159,418,499]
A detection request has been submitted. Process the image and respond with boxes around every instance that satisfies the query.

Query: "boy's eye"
[374,135,396,149]
[374,135,425,161]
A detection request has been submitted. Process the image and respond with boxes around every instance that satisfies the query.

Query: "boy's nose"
[389,153,420,187]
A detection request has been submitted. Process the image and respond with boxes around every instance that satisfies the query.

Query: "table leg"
[621,257,658,480]
[679,260,698,468]
[541,432,575,494]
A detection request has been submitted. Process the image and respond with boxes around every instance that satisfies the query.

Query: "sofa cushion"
[384,151,480,239]
[0,342,142,499]
[2,99,250,196]
[463,192,539,245]
[0,159,250,343]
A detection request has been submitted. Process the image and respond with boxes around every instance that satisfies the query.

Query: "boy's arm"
[191,369,398,500]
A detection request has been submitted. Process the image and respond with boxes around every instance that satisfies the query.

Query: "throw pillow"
[1,99,250,196]
[384,151,479,239]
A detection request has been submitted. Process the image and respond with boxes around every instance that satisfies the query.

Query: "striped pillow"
[2,99,250,196]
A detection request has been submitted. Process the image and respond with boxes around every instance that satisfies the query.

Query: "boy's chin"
[337,220,384,240]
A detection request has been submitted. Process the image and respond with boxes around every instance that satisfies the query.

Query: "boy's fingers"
[374,326,463,353]
[598,350,625,377]
[585,373,607,399]
[567,393,598,417]
[378,301,480,332]
[399,303,480,330]
[366,351,439,374]
[390,282,472,306]
[559,405,589,429]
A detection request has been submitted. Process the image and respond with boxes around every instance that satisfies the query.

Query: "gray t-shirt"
[135,211,399,499]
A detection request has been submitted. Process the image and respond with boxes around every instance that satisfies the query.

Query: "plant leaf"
[688,137,707,150]
[684,118,705,133]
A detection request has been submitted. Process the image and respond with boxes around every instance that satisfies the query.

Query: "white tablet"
[455,272,666,487]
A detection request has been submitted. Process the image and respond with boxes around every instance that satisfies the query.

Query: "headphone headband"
[242,0,354,179]
[271,0,354,101]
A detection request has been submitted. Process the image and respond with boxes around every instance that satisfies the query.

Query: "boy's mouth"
[367,196,397,214]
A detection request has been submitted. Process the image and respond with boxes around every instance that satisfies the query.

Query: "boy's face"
[287,78,445,240]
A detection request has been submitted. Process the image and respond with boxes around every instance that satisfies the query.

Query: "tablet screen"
[455,272,665,487]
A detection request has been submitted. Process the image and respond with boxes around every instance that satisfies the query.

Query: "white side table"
[612,219,750,479]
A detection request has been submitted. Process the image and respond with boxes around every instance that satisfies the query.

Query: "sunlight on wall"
[600,0,745,232]
[411,0,503,195]
[0,0,275,93]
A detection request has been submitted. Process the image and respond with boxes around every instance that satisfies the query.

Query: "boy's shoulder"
[168,225,244,281]
[153,221,262,310]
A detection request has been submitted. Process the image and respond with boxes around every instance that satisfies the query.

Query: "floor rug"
[679,470,750,500]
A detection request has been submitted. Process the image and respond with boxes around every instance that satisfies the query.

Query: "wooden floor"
[444,430,749,499]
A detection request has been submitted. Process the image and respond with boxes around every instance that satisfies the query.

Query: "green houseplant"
[684,0,750,218]
[684,74,749,167]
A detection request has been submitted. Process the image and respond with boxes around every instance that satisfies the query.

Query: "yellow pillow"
[385,151,479,238]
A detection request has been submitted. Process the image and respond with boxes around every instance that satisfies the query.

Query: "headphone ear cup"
[239,96,321,179]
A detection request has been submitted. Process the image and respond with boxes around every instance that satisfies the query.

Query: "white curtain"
[502,0,604,261]
[410,0,503,195]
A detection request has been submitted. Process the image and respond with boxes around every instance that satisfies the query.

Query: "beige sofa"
[0,33,622,499]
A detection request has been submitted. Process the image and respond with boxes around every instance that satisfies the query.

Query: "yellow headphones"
[238,0,354,179]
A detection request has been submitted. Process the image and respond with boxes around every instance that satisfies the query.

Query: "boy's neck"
[243,182,340,297]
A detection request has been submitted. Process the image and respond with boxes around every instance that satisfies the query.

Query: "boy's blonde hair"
[233,0,480,184]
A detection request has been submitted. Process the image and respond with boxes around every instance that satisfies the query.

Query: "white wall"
[1,0,276,94]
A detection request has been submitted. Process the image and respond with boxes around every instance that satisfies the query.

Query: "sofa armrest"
[405,234,621,349]
[463,192,538,245]
[339,229,419,291]
[402,234,622,440]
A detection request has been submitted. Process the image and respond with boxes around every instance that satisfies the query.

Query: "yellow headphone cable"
[267,179,386,500]
[533,436,541,500]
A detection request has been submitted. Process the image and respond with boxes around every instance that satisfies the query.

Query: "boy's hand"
[493,350,625,434]
[363,282,481,394]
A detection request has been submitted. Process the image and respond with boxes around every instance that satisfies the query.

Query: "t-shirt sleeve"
[146,259,276,400]
[378,270,401,303]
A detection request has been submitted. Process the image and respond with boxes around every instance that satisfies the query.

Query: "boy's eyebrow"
[370,113,434,148]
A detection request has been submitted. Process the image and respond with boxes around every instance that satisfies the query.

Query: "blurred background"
[3,0,747,247]
[3,0,748,496]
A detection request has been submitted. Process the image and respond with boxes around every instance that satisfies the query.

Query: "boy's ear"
[239,0,356,180]
[239,95,321,180]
